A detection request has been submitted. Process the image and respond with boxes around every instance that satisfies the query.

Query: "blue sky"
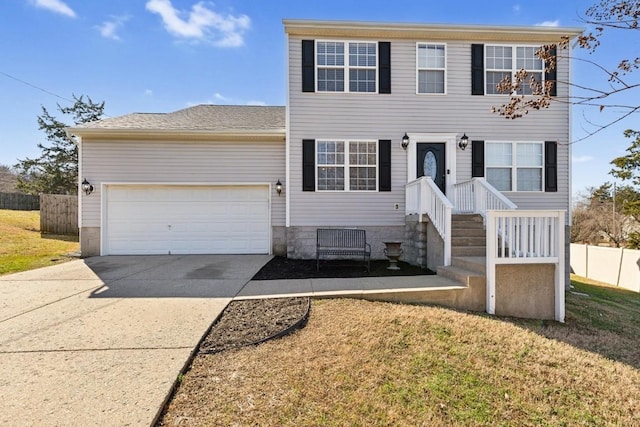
[1,0,636,197]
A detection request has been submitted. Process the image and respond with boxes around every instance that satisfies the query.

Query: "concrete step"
[436,265,485,287]
[451,220,484,230]
[452,236,486,247]
[451,245,487,257]
[452,214,483,223]
[451,256,486,275]
[452,228,485,237]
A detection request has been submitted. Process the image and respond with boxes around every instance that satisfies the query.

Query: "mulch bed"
[251,256,434,280]
[197,297,310,354]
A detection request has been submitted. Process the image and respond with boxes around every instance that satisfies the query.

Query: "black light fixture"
[275,179,283,196]
[401,132,410,150]
[81,178,94,196]
[458,133,469,151]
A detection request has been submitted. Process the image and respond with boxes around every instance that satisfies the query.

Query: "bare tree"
[0,164,18,192]
[492,0,639,142]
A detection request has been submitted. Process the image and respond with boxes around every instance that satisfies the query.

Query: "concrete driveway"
[0,255,270,426]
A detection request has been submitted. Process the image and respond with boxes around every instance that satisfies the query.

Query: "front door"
[417,143,446,194]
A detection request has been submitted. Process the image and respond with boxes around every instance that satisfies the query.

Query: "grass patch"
[161,278,640,426]
[0,209,79,276]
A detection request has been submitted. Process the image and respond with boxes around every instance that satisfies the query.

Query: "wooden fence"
[0,192,40,210]
[40,194,78,236]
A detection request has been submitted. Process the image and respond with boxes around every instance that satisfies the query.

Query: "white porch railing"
[453,177,517,216]
[485,210,566,322]
[406,176,453,266]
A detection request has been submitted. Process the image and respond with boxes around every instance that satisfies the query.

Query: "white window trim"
[315,40,379,94]
[484,44,545,96]
[415,42,447,95]
[485,141,545,192]
[316,139,379,192]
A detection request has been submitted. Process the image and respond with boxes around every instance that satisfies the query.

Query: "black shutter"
[378,42,391,94]
[379,140,391,191]
[545,46,557,97]
[302,40,315,93]
[302,139,315,191]
[471,140,485,177]
[471,44,484,95]
[545,141,558,192]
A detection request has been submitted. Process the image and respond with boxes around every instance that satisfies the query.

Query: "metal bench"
[316,228,371,272]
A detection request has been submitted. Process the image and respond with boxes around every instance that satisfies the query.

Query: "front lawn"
[0,209,79,276]
[160,276,640,426]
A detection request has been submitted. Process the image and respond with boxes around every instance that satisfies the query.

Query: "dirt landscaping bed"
[251,256,434,280]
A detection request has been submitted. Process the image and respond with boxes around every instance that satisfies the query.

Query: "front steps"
[451,214,486,257]
[437,214,487,289]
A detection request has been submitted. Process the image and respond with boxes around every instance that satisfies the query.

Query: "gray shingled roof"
[74,105,285,132]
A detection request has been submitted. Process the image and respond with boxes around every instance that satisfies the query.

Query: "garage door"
[104,185,270,255]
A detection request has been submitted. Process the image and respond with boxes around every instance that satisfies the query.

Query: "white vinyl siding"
[289,35,571,226]
[316,40,377,93]
[417,43,446,94]
[80,140,285,228]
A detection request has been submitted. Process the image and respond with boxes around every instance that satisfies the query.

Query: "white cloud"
[144,89,154,96]
[513,4,521,14]
[535,20,560,27]
[96,15,130,41]
[573,155,594,163]
[31,0,76,18]
[145,0,250,47]
[246,100,266,106]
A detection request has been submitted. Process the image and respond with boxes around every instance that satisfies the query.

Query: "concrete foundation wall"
[360,279,486,313]
[403,215,444,270]
[287,225,405,259]
[495,264,556,320]
[80,227,100,257]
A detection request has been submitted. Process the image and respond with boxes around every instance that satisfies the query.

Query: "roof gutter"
[283,19,583,42]
[65,127,287,142]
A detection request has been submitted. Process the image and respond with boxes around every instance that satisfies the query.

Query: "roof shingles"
[74,105,285,132]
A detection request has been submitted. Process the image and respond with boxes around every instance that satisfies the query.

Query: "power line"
[0,70,76,104]
[0,70,112,118]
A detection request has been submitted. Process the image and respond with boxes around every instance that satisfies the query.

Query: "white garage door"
[104,185,270,255]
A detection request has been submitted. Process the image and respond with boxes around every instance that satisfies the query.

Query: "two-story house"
[68,19,582,321]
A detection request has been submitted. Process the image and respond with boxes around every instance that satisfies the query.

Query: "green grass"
[0,209,79,276]
[161,277,640,426]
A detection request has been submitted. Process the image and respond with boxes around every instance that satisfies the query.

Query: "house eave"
[283,19,584,43]
[65,127,287,142]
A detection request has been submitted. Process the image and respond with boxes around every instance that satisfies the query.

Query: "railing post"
[486,211,496,315]
[444,205,451,266]
[556,211,565,322]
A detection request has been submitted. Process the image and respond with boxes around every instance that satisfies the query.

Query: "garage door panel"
[105,186,270,255]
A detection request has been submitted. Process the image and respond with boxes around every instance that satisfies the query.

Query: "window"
[417,43,446,94]
[486,142,543,191]
[316,41,377,93]
[486,45,544,95]
[317,140,377,191]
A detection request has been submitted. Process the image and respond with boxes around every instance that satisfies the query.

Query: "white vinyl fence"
[570,244,640,293]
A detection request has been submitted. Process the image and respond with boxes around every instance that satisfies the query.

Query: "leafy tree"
[0,164,18,192]
[572,182,640,247]
[492,0,639,140]
[14,95,104,195]
[610,129,640,184]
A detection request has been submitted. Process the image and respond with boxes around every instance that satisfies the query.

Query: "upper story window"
[485,45,544,95]
[317,140,377,191]
[416,43,446,94]
[486,142,543,191]
[316,41,377,93]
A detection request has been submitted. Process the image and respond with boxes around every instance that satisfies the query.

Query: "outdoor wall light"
[401,132,410,150]
[275,179,283,196]
[458,133,469,151]
[81,178,94,196]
